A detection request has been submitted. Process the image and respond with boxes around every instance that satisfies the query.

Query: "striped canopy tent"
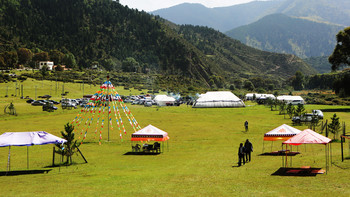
[263,124,302,153]
[131,124,169,142]
[282,129,332,173]
[264,124,302,141]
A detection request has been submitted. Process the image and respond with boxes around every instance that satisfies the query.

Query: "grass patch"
[0,81,350,196]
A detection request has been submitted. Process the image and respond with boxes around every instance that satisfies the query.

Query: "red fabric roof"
[283,129,331,145]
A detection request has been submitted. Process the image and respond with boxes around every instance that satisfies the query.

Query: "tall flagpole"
[107,75,110,141]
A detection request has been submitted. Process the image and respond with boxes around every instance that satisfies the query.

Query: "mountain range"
[0,0,317,88]
[226,13,344,58]
[151,0,350,32]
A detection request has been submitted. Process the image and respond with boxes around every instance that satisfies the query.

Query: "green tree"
[243,80,255,91]
[63,53,77,68]
[291,71,304,91]
[33,52,49,62]
[55,123,80,165]
[294,103,305,117]
[329,27,350,71]
[328,113,341,140]
[286,103,295,119]
[122,57,139,72]
[49,50,65,65]
[17,48,33,66]
[2,51,18,68]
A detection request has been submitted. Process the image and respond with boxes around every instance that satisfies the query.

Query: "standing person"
[244,139,253,162]
[244,120,249,132]
[238,143,245,166]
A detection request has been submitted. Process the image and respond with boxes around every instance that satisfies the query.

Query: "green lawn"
[0,80,350,196]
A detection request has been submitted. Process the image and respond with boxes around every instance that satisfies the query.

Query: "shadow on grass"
[259,152,300,156]
[271,167,322,176]
[123,152,160,156]
[0,169,52,176]
[321,108,350,113]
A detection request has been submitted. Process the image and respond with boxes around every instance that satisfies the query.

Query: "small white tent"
[193,91,245,108]
[154,95,176,106]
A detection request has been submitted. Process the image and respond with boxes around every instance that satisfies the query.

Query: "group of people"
[238,139,253,167]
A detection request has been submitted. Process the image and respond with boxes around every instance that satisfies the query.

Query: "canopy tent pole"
[290,145,293,167]
[7,146,11,172]
[341,136,344,162]
[330,142,333,166]
[271,141,273,152]
[262,140,265,153]
[27,146,29,169]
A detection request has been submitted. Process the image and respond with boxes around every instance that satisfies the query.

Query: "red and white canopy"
[283,129,331,145]
[131,124,169,142]
[264,124,302,141]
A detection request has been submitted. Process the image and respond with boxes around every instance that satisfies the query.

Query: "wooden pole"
[77,147,88,163]
[341,136,344,162]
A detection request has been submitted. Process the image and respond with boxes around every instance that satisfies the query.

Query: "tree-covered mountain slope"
[175,25,316,80]
[0,0,316,88]
[225,13,344,58]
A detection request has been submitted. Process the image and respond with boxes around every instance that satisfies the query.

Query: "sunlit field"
[0,80,350,196]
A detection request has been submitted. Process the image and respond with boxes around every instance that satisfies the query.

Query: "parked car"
[144,101,152,107]
[42,102,58,112]
[39,95,52,99]
[61,98,77,109]
[47,100,60,105]
[312,110,324,119]
[292,113,318,123]
[31,100,45,106]
[26,99,35,104]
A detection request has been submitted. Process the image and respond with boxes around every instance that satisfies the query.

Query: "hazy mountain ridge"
[225,13,344,58]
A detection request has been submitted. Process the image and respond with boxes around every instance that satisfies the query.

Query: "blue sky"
[119,0,259,12]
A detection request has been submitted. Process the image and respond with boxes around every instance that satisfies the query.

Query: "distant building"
[52,65,72,71]
[39,61,54,70]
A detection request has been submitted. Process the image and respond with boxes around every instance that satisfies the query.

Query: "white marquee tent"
[154,95,176,106]
[193,91,245,108]
[277,95,304,105]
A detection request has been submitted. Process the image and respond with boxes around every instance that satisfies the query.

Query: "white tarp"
[0,131,67,147]
[154,95,175,106]
[193,91,245,108]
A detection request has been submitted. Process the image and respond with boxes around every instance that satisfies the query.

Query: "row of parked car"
[26,96,90,111]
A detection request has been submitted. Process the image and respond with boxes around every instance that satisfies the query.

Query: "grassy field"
[0,80,350,196]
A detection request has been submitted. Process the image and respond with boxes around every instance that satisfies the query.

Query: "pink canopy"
[283,129,331,145]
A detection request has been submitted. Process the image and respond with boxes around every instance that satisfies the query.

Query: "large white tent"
[154,95,176,106]
[192,91,245,108]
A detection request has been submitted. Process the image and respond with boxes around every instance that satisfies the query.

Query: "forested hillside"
[226,14,344,58]
[0,0,316,90]
[176,25,316,83]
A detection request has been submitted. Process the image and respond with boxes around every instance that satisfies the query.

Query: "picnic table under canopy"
[282,129,332,173]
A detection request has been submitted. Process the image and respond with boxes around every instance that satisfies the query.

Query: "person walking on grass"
[238,143,245,166]
[244,120,249,132]
[244,139,253,163]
